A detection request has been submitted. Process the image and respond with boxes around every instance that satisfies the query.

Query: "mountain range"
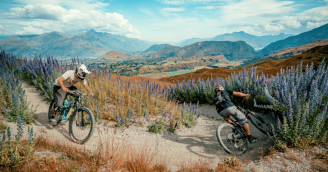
[238,38,328,68]
[142,41,260,61]
[1,22,327,61]
[175,32,293,49]
[260,23,328,55]
[0,30,153,59]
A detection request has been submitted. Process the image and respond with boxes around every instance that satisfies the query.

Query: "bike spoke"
[217,124,247,155]
[71,109,93,142]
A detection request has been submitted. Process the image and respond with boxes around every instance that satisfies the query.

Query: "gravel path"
[4,81,274,171]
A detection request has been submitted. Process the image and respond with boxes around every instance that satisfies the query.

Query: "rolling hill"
[159,45,328,83]
[142,41,260,61]
[175,32,293,49]
[142,44,170,53]
[260,23,328,55]
[142,45,181,59]
[97,50,146,62]
[238,38,328,68]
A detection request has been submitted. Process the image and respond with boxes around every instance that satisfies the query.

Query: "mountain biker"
[213,85,259,144]
[50,64,94,125]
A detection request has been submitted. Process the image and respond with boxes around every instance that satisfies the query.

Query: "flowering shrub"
[1,49,200,130]
[166,60,328,148]
[167,68,269,107]
[266,61,328,148]
[148,120,166,134]
[0,115,36,167]
[21,54,64,101]
[0,50,35,124]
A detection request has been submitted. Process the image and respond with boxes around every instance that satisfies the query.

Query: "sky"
[0,0,327,43]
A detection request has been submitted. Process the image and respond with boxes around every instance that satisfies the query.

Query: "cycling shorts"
[218,106,247,125]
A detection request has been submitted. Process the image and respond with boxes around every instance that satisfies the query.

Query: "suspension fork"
[74,102,85,126]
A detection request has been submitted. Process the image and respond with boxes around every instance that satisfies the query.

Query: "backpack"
[214,90,227,106]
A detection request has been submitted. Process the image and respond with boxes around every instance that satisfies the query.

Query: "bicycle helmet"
[76,64,91,80]
[214,85,224,91]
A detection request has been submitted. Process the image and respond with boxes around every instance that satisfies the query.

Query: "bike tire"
[69,107,95,144]
[48,99,62,126]
[216,123,248,155]
[248,112,273,136]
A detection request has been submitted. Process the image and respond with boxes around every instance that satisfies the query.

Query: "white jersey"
[54,70,87,88]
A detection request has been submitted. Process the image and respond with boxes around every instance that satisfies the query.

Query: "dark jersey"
[214,89,235,113]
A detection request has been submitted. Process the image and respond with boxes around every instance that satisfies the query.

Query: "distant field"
[166,69,195,76]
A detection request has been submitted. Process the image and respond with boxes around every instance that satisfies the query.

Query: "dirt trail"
[4,81,274,171]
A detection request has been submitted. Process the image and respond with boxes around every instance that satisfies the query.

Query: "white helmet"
[76,64,91,80]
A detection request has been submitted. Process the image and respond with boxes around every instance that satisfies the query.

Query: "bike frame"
[226,105,254,140]
[227,116,249,140]
[57,93,82,120]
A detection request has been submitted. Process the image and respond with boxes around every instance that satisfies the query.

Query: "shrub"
[0,115,36,167]
[167,60,328,149]
[148,120,166,134]
[265,60,328,149]
[168,118,180,133]
[180,111,196,128]
[0,50,36,124]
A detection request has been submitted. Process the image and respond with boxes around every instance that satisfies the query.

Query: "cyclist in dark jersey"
[213,85,259,144]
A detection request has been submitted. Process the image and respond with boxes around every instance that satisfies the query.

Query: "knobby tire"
[69,107,95,144]
[216,123,248,155]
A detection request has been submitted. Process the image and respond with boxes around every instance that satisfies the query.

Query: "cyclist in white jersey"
[50,64,94,125]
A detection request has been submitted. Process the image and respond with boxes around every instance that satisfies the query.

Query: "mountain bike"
[216,100,273,155]
[48,90,95,144]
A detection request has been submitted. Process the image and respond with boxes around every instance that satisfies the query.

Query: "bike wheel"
[216,123,248,155]
[69,107,95,144]
[48,99,62,126]
[248,112,273,136]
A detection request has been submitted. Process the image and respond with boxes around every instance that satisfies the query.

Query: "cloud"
[196,6,218,10]
[220,0,295,20]
[306,21,327,28]
[264,23,285,32]
[209,0,328,36]
[16,24,45,35]
[0,25,3,29]
[10,0,109,12]
[158,0,228,5]
[0,4,140,37]
[162,8,185,11]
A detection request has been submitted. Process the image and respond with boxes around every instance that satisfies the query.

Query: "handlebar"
[241,97,247,104]
[68,90,82,97]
